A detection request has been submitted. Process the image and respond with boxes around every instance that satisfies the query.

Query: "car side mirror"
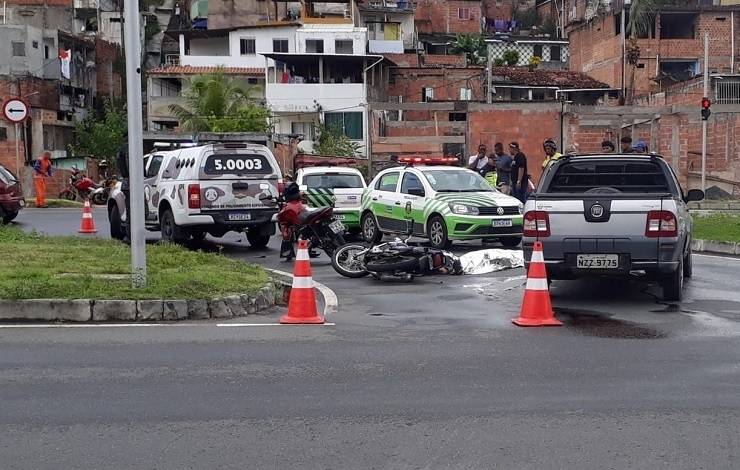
[685,189,704,203]
[407,187,425,197]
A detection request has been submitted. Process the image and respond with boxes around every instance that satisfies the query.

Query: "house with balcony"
[487,34,569,69]
[357,0,415,53]
[263,22,392,156]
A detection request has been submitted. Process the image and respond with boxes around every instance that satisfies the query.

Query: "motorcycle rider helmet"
[283,182,301,202]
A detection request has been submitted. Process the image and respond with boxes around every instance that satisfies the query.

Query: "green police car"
[360,161,524,248]
[296,166,367,234]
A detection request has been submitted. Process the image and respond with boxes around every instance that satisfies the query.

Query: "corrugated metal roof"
[148,65,265,76]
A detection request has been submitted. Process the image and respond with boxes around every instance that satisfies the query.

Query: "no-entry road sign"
[2,98,30,123]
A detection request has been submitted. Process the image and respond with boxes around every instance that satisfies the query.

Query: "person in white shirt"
[468,144,489,174]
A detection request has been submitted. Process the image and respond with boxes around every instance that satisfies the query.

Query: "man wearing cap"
[509,142,528,202]
[468,144,489,174]
[620,136,634,153]
[541,139,562,169]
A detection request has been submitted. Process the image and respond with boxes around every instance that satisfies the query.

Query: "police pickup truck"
[523,154,704,301]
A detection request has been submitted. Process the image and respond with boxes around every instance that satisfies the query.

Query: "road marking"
[217,322,335,327]
[695,253,740,261]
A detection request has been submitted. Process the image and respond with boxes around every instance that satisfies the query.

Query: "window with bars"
[240,38,256,55]
[458,7,470,20]
[715,80,740,104]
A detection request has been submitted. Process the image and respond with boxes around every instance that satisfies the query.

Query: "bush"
[503,50,520,66]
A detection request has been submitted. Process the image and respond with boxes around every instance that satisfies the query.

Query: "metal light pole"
[621,1,629,101]
[123,0,147,287]
[701,32,709,193]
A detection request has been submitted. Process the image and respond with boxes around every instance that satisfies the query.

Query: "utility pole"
[486,45,492,104]
[123,0,147,287]
[621,1,628,102]
[701,32,709,193]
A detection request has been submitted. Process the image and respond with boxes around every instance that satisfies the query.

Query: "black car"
[0,163,26,224]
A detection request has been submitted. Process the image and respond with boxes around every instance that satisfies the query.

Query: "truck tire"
[109,205,125,241]
[160,208,188,244]
[499,236,522,248]
[427,215,450,249]
[661,257,684,302]
[247,231,271,248]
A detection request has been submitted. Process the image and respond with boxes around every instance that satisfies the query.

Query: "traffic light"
[701,97,711,121]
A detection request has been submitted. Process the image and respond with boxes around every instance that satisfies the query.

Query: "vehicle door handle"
[372,197,378,201]
[394,202,401,205]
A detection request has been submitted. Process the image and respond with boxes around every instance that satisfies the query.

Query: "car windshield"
[304,173,363,189]
[548,160,672,193]
[0,165,17,184]
[422,169,493,192]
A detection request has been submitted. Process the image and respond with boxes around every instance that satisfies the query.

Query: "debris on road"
[459,249,524,275]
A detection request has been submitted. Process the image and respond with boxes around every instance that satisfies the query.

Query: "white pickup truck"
[523,154,704,301]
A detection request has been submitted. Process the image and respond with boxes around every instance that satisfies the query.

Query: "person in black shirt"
[509,142,528,202]
[620,136,634,153]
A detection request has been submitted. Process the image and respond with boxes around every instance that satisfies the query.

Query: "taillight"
[645,210,677,238]
[188,184,201,209]
[277,178,285,195]
[523,211,550,238]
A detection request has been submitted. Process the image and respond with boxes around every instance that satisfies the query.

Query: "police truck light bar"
[701,97,711,121]
[398,156,459,165]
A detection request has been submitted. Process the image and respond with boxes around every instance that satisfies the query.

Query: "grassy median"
[692,214,740,243]
[0,226,268,300]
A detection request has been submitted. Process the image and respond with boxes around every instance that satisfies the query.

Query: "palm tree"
[168,68,267,132]
[625,0,662,102]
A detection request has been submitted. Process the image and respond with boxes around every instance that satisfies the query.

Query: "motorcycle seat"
[299,207,333,225]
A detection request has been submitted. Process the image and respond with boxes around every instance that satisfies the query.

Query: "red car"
[0,163,25,224]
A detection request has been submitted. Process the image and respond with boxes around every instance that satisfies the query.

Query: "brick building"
[567,1,740,100]
[415,0,482,35]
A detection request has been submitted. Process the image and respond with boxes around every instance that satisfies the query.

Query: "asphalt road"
[2,208,740,469]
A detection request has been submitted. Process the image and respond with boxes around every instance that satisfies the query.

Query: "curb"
[266,268,339,317]
[0,280,283,323]
[691,238,740,256]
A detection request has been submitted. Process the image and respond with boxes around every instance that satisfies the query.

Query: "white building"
[357,1,415,54]
[263,23,391,157]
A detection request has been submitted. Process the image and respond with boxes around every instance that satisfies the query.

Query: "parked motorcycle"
[59,168,106,204]
[331,222,463,280]
[260,184,346,261]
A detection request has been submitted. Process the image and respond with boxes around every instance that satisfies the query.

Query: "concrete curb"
[692,238,740,256]
[0,280,284,323]
[266,268,339,317]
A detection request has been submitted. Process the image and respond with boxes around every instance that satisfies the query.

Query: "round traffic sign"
[2,98,30,123]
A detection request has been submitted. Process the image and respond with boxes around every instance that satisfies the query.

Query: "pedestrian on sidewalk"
[33,151,53,208]
[509,142,528,202]
[541,139,562,169]
[468,144,489,175]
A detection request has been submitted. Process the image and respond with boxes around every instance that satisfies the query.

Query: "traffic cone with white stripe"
[78,198,97,234]
[512,241,561,327]
[280,239,324,324]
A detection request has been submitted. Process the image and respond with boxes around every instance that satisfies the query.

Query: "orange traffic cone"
[512,241,561,327]
[280,239,324,324]
[78,199,97,234]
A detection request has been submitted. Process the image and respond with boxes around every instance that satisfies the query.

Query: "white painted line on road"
[0,323,186,329]
[266,268,339,317]
[695,253,740,261]
[216,322,336,327]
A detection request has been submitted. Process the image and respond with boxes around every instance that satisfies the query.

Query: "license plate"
[329,220,345,234]
[576,254,619,269]
[228,213,251,221]
[334,214,345,220]
[492,219,513,227]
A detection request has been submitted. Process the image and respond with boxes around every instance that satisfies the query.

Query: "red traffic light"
[701,97,711,109]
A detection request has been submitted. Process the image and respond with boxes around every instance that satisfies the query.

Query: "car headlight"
[518,203,524,214]
[449,203,479,215]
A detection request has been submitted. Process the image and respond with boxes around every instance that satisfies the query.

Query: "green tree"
[503,50,520,66]
[625,0,662,102]
[73,98,127,160]
[313,123,361,158]
[451,34,487,66]
[168,68,270,133]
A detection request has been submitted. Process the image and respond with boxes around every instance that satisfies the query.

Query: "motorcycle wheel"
[331,244,370,278]
[60,189,77,201]
[365,255,420,274]
[91,192,107,206]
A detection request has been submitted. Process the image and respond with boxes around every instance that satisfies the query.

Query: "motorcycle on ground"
[59,167,106,204]
[260,183,346,261]
[331,220,463,281]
